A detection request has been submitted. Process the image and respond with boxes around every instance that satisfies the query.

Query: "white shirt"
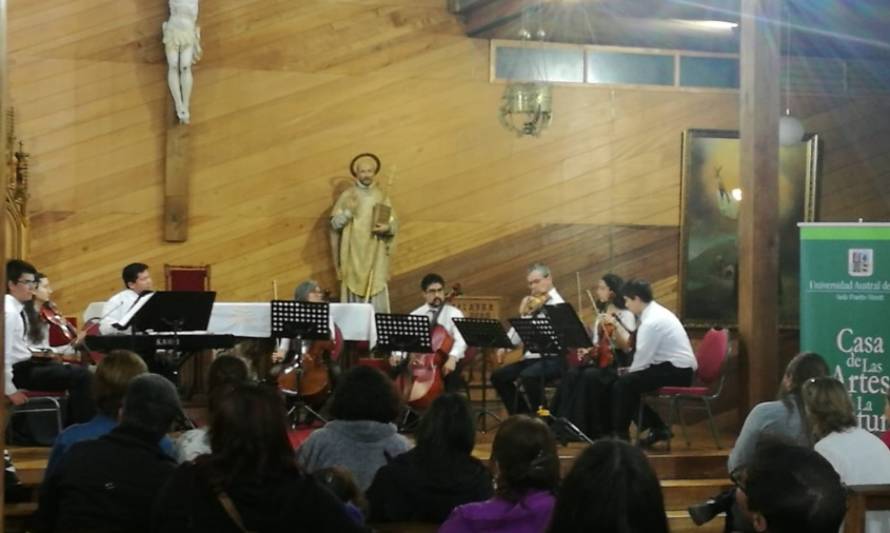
[816,428,890,533]
[98,289,141,335]
[5,294,32,394]
[629,300,697,373]
[508,288,565,360]
[409,303,467,359]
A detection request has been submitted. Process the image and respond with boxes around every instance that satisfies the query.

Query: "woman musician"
[23,273,86,362]
[551,273,636,440]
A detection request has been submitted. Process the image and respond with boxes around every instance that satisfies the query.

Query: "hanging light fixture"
[779,2,804,146]
[498,7,553,137]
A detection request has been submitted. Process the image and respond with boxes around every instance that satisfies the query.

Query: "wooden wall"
[6,0,890,324]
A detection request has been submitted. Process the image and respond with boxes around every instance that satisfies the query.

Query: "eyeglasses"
[730,467,747,492]
[16,278,38,287]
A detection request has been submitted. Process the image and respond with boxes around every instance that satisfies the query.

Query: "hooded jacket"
[296,419,411,491]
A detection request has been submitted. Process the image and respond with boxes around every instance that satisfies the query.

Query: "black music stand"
[452,317,514,433]
[374,314,432,353]
[119,291,217,334]
[375,314,432,431]
[115,291,217,381]
[270,301,331,425]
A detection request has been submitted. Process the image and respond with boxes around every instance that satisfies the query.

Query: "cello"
[399,284,462,410]
[277,326,343,408]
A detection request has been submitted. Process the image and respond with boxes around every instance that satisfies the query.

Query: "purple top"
[438,490,555,533]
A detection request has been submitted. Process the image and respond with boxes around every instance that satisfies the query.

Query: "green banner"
[800,223,890,432]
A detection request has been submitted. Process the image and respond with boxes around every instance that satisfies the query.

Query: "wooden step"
[661,479,732,512]
[667,510,725,533]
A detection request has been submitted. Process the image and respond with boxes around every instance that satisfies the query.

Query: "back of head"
[548,439,668,533]
[330,365,401,423]
[491,415,559,501]
[293,280,321,301]
[205,383,297,487]
[802,377,856,441]
[206,355,249,415]
[784,352,829,396]
[94,350,148,418]
[415,393,476,461]
[621,279,653,303]
[744,439,846,533]
[121,374,181,438]
[121,262,149,287]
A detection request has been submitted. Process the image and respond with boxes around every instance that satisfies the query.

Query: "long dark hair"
[23,272,47,345]
[548,440,668,533]
[600,273,626,309]
[491,415,559,502]
[779,352,829,444]
[198,384,299,489]
[414,393,477,473]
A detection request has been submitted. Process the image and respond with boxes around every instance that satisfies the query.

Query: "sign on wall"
[800,223,890,432]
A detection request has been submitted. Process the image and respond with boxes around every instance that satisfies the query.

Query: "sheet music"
[112,292,155,330]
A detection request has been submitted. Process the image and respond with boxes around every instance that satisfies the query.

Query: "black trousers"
[551,365,617,438]
[611,362,693,437]
[12,359,95,425]
[491,358,562,415]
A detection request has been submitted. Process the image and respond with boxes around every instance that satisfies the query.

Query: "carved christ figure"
[163,0,202,124]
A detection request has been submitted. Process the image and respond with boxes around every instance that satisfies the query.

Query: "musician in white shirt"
[5,260,94,424]
[390,273,467,393]
[611,278,697,446]
[98,263,153,335]
[491,264,565,414]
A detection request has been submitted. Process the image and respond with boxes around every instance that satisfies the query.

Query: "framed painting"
[679,129,820,326]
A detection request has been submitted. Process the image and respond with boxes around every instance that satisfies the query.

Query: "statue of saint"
[163,0,202,124]
[330,154,398,313]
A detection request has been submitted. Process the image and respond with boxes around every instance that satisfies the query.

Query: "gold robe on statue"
[330,183,397,313]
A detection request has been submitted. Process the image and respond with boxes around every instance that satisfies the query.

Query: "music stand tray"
[509,317,562,356]
[122,291,217,333]
[271,300,330,340]
[452,317,513,432]
[374,314,432,353]
[546,303,593,349]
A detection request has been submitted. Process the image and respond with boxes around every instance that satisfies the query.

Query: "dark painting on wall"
[679,129,819,326]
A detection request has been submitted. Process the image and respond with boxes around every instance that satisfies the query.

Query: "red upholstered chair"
[164,264,211,291]
[638,327,731,450]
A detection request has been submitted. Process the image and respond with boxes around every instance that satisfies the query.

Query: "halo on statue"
[349,153,381,178]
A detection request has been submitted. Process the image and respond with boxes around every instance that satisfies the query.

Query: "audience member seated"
[440,415,558,533]
[44,350,176,478]
[297,365,410,491]
[35,374,181,533]
[803,377,890,532]
[367,393,493,523]
[548,438,669,533]
[152,383,366,532]
[688,352,829,527]
[174,355,250,463]
[736,438,847,533]
[313,466,368,525]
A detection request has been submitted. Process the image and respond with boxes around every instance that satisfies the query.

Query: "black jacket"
[366,448,494,523]
[151,461,368,533]
[35,425,176,533]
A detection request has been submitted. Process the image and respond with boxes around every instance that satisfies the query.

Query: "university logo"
[849,248,874,277]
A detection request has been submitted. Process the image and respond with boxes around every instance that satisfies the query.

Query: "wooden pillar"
[164,109,190,242]
[738,0,781,411]
[1,0,9,518]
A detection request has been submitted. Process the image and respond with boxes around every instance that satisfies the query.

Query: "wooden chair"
[844,484,890,533]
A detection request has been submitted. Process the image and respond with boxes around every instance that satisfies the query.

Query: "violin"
[40,301,80,343]
[519,292,551,316]
[397,284,462,410]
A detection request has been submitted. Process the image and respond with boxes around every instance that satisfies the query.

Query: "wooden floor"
[6,417,734,533]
